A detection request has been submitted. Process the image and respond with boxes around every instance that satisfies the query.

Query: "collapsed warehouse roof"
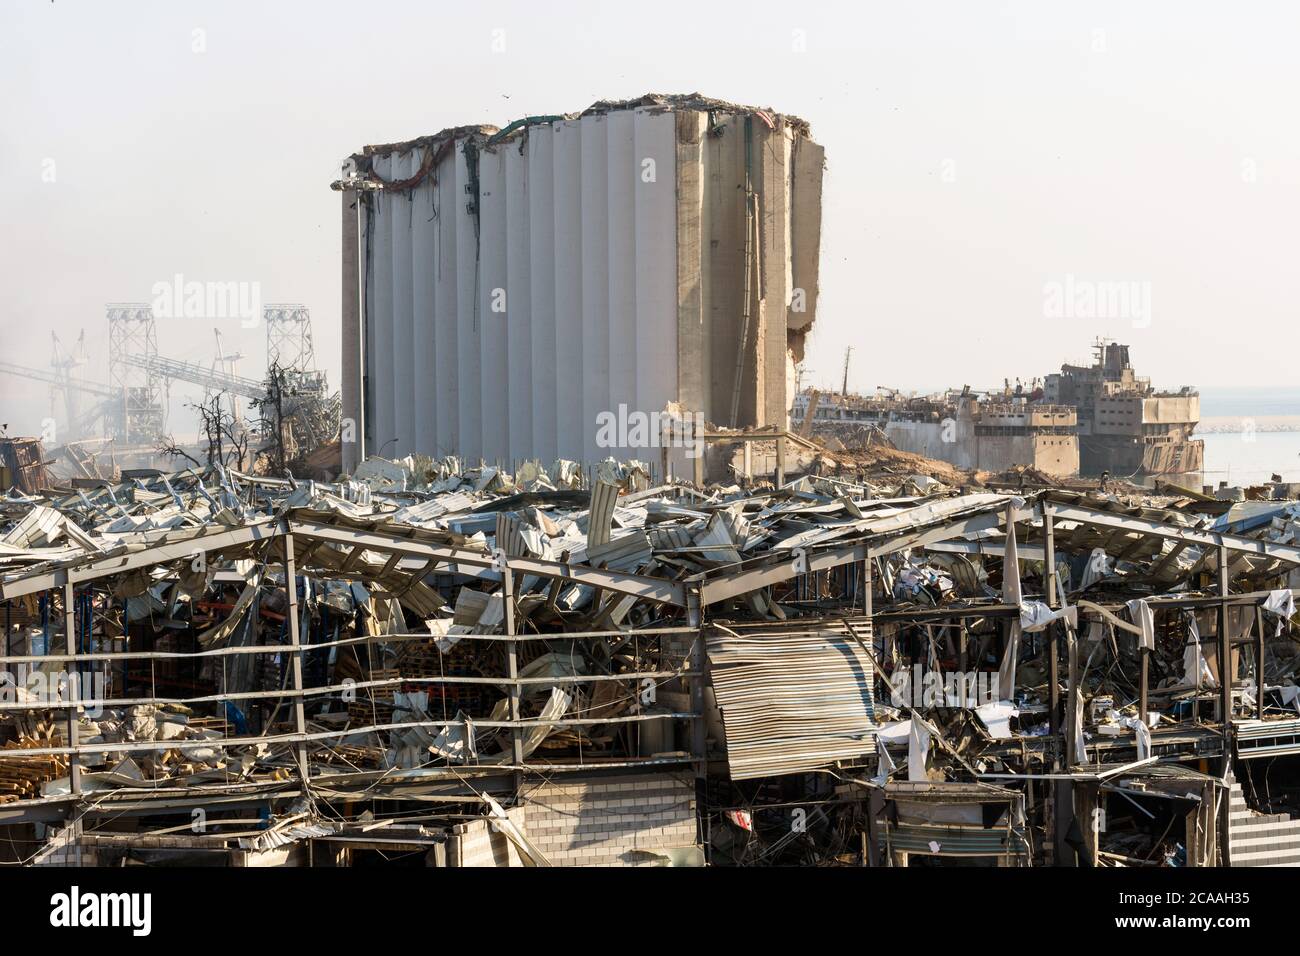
[1,456,1298,866]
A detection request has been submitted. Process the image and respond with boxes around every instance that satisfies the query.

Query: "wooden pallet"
[0,736,68,800]
[347,700,395,726]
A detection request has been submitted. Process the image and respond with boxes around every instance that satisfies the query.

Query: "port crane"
[0,350,121,440]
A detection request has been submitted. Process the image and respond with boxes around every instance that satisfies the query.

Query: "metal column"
[282,534,310,784]
[503,565,525,784]
[62,584,81,796]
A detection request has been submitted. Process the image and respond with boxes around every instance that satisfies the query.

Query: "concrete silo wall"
[338,96,823,472]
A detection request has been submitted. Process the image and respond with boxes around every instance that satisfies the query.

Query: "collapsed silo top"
[335,92,813,190]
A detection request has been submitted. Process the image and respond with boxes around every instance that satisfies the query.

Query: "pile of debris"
[0,454,1297,867]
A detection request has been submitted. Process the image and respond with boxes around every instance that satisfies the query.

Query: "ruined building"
[2,460,1297,868]
[334,93,825,474]
[1045,340,1203,477]
[797,341,1201,480]
[795,390,1080,477]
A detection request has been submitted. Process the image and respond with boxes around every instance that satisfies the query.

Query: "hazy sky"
[3,0,1297,437]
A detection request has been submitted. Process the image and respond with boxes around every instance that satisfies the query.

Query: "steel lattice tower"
[106,303,165,444]
[264,304,316,373]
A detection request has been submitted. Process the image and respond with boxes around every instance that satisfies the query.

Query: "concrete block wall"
[450,806,527,868]
[33,845,94,866]
[33,822,96,867]
[451,771,698,867]
[521,772,698,866]
[1229,780,1300,867]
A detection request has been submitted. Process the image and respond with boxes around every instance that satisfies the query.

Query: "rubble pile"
[0,456,1297,866]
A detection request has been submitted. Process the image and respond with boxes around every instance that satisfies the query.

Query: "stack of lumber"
[0,731,67,803]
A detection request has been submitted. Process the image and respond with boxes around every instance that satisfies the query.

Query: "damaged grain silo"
[333,93,825,472]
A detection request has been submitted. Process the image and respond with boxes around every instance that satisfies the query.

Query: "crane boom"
[117,353,268,401]
[0,360,119,398]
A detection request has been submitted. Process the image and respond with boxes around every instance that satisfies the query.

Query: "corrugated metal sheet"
[239,821,339,852]
[1235,717,1300,759]
[1,505,64,548]
[880,822,1028,859]
[707,624,876,780]
[586,530,653,572]
[495,512,528,557]
[389,491,475,527]
[648,524,693,552]
[0,438,50,495]
[587,480,619,548]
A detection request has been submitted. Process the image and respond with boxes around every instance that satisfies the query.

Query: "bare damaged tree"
[155,434,202,469]
[156,391,249,470]
[251,361,289,477]
[198,392,250,470]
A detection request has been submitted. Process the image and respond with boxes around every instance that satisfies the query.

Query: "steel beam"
[287,518,685,606]
[1040,501,1300,565]
[0,519,285,600]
